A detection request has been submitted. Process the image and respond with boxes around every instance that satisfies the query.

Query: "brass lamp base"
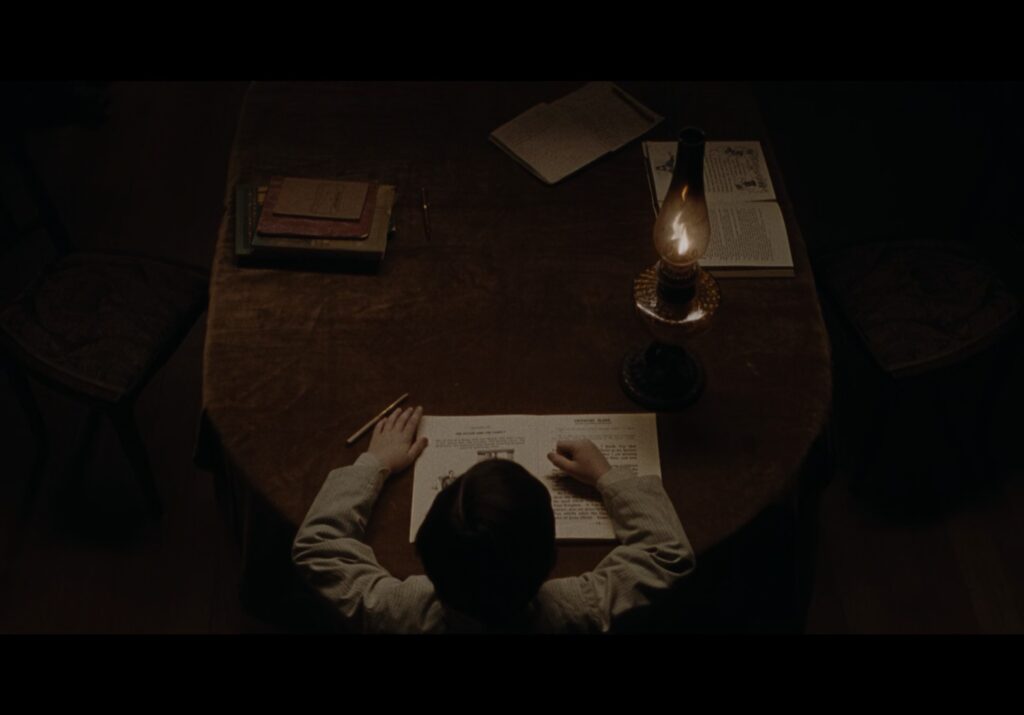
[621,342,705,411]
[621,263,719,410]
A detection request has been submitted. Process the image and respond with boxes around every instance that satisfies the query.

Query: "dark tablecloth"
[199,82,831,593]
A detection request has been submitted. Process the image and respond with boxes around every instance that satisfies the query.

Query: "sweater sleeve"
[291,453,441,633]
[539,467,696,632]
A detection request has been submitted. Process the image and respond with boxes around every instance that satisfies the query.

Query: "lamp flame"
[668,183,693,257]
[671,213,690,257]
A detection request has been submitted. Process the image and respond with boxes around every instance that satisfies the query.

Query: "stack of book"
[234,177,396,266]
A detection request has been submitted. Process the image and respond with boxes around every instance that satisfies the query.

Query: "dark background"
[1,81,1021,633]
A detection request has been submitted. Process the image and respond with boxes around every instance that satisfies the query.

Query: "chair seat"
[821,241,1019,378]
[1,252,208,402]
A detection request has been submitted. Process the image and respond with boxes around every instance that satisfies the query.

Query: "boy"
[292,405,695,633]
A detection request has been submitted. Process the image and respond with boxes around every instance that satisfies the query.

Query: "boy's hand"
[367,406,428,475]
[547,438,612,487]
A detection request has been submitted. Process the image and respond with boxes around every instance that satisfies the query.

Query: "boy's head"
[415,459,555,628]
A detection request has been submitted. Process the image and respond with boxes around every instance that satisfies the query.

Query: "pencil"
[421,188,431,242]
[345,392,410,445]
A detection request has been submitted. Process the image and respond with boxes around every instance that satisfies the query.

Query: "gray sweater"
[292,453,695,633]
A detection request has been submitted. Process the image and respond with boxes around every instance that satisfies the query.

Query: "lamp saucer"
[621,342,705,410]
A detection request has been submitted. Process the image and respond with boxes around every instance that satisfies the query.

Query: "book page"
[704,141,776,202]
[703,202,792,268]
[644,140,677,210]
[409,415,534,542]
[491,83,662,185]
[409,413,660,542]
[535,413,661,541]
[644,140,776,209]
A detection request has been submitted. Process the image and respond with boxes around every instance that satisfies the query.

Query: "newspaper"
[409,413,661,541]
[491,82,662,185]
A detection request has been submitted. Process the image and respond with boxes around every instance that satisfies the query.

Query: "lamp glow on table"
[621,127,721,410]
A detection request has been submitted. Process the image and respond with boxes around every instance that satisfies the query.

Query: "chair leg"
[109,403,163,517]
[9,135,72,254]
[4,359,48,511]
[70,407,102,487]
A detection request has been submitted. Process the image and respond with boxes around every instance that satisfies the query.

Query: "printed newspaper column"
[409,413,661,541]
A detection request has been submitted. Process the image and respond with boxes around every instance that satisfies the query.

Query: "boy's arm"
[291,407,437,632]
[543,440,695,632]
[291,453,428,632]
[568,468,695,631]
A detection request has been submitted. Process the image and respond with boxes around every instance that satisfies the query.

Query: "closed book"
[234,184,258,260]
[251,184,395,262]
[256,176,377,240]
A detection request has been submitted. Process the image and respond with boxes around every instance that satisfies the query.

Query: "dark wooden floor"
[1,81,1021,633]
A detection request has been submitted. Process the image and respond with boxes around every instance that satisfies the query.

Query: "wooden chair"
[1,129,208,517]
[820,239,1019,513]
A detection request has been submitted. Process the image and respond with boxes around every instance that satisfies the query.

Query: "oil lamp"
[621,127,721,409]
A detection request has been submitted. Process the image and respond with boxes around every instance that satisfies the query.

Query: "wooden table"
[198,81,832,627]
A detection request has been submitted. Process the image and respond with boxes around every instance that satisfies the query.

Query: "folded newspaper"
[491,82,663,185]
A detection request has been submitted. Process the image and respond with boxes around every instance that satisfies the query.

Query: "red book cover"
[256,177,377,240]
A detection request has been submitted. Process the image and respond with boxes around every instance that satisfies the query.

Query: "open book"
[644,140,794,278]
[410,413,661,541]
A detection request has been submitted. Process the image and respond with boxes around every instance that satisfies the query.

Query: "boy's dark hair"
[415,459,556,628]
